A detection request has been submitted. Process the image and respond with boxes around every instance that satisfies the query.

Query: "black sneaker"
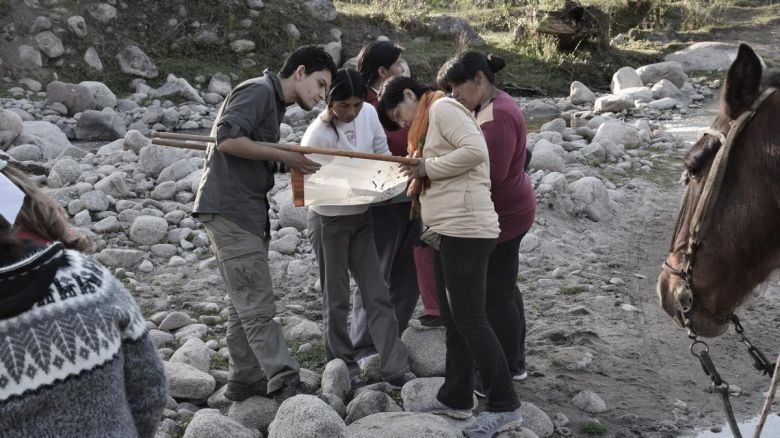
[224,379,269,402]
[272,378,313,403]
[387,371,417,388]
[419,315,444,327]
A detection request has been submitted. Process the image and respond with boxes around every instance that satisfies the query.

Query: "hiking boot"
[387,371,417,388]
[414,396,474,419]
[462,409,522,438]
[419,314,444,327]
[224,379,268,402]
[272,378,312,403]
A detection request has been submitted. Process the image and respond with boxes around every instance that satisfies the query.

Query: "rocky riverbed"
[1,51,779,438]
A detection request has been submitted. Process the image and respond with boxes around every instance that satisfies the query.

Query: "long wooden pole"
[150,131,418,165]
[753,353,780,438]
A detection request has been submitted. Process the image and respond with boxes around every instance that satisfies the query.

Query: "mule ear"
[722,44,763,119]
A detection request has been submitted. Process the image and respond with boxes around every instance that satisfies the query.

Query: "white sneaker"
[512,370,528,381]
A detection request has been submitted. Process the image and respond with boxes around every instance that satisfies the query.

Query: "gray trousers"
[351,201,421,359]
[201,214,299,393]
[308,210,410,380]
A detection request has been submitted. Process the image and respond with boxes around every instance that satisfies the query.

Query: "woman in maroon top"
[437,52,537,383]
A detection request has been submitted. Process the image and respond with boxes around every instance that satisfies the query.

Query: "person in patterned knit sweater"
[0,162,167,438]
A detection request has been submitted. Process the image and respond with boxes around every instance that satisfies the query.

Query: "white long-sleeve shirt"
[301,102,390,216]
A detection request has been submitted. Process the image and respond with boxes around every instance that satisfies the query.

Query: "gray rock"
[19,78,42,92]
[568,177,612,222]
[569,81,595,105]
[46,81,96,115]
[67,16,88,37]
[496,428,539,438]
[321,359,351,401]
[274,189,308,231]
[79,81,116,109]
[270,234,300,255]
[320,393,346,418]
[170,338,211,373]
[30,16,52,34]
[96,248,144,268]
[183,408,256,438]
[286,23,301,40]
[0,109,24,149]
[610,67,643,94]
[592,122,640,149]
[572,390,607,413]
[158,159,197,183]
[230,40,256,54]
[664,42,761,72]
[130,215,168,245]
[80,190,109,212]
[282,316,322,343]
[429,15,484,46]
[302,0,338,21]
[87,2,117,23]
[73,210,92,227]
[301,368,322,392]
[347,412,458,438]
[528,148,565,173]
[75,110,126,140]
[84,47,104,71]
[228,396,279,433]
[116,44,159,79]
[616,86,653,103]
[174,324,209,342]
[268,395,347,438]
[594,94,634,113]
[6,144,41,161]
[647,97,681,110]
[155,74,205,104]
[345,390,402,424]
[401,377,445,412]
[651,79,686,102]
[635,61,687,88]
[207,73,232,97]
[159,311,193,331]
[519,402,554,437]
[18,45,42,68]
[323,41,342,66]
[149,329,175,348]
[94,172,130,198]
[93,215,119,234]
[152,181,177,200]
[247,0,264,8]
[581,143,605,163]
[34,31,64,58]
[401,325,445,377]
[18,121,73,160]
[138,144,186,176]
[123,129,151,153]
[539,118,566,134]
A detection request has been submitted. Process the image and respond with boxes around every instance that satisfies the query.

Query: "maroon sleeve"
[481,118,518,188]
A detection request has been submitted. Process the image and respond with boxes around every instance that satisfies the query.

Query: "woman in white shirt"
[302,68,414,387]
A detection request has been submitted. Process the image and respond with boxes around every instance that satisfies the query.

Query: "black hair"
[436,51,506,91]
[377,76,433,131]
[356,41,404,89]
[322,68,367,136]
[279,45,338,79]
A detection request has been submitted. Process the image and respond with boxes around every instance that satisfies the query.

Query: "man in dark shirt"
[194,45,336,402]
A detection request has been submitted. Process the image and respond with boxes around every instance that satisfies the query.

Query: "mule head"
[657,44,769,338]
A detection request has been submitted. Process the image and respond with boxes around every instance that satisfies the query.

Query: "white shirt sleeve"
[301,116,338,149]
[362,104,390,155]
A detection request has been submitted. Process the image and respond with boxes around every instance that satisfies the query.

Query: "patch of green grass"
[291,342,328,372]
[581,421,608,436]
[388,388,403,406]
[560,285,587,295]
[211,353,229,370]
[169,418,192,438]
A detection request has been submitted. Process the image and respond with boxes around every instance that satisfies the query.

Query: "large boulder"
[169,338,211,373]
[123,129,151,153]
[46,81,97,115]
[569,81,595,105]
[49,158,81,186]
[79,81,117,108]
[430,15,484,46]
[94,172,131,198]
[116,44,159,79]
[138,144,187,177]
[34,31,64,58]
[302,0,338,21]
[635,61,687,88]
[664,42,765,72]
[75,110,126,141]
[610,67,643,94]
[0,109,23,149]
[228,396,279,434]
[208,73,232,97]
[401,377,446,413]
[651,79,686,102]
[164,361,216,400]
[616,87,653,103]
[155,74,205,104]
[592,122,641,149]
[528,148,565,173]
[129,215,168,245]
[96,248,144,268]
[274,188,308,231]
[593,94,634,113]
[345,390,402,425]
[21,121,72,160]
[401,325,446,377]
[568,177,612,222]
[347,412,458,438]
[183,408,256,438]
[268,395,347,438]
